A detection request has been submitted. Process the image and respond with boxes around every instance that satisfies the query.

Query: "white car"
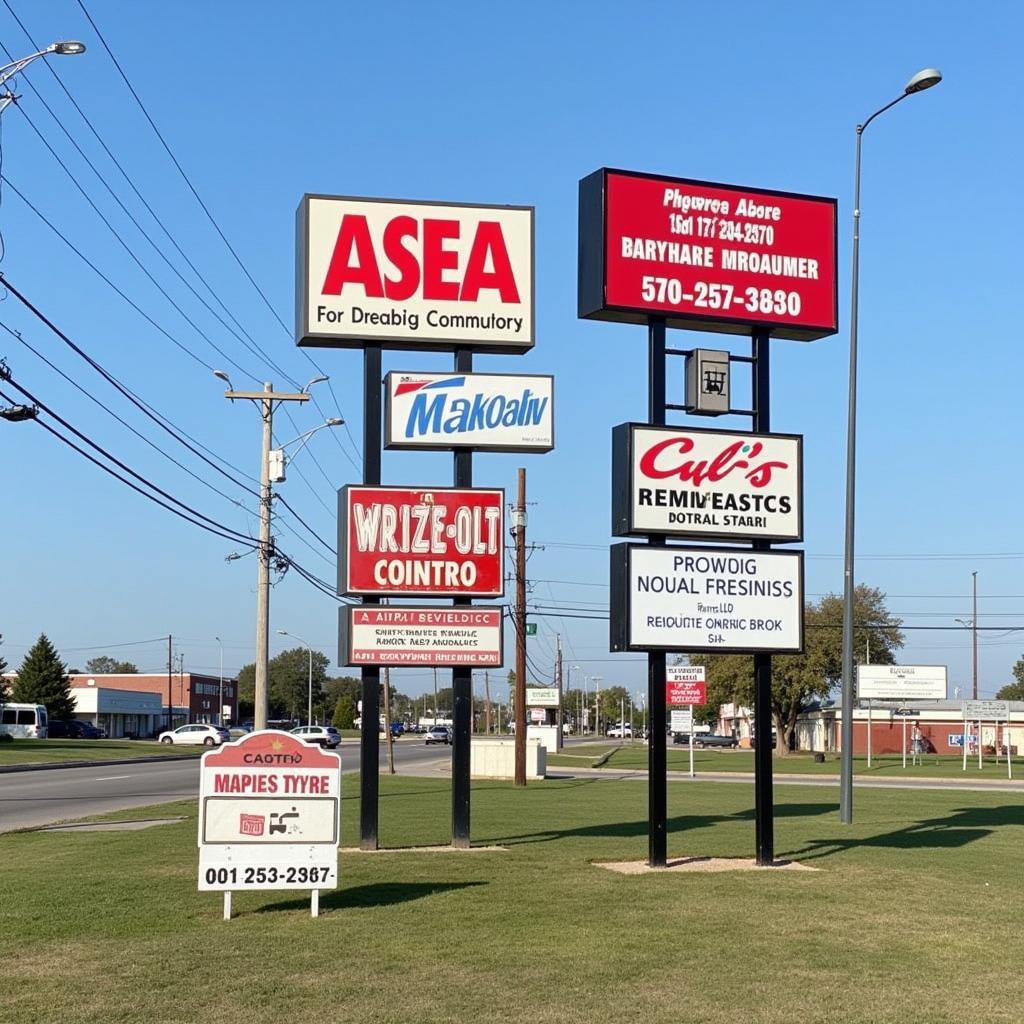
[606,724,633,739]
[158,724,229,746]
[290,725,341,749]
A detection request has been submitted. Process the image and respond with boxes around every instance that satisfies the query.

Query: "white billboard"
[610,544,803,654]
[612,423,802,542]
[385,372,553,452]
[670,708,693,733]
[296,194,534,352]
[526,687,559,708]
[856,665,948,701]
[964,700,1009,719]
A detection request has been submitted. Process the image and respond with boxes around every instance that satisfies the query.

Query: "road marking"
[94,775,132,782]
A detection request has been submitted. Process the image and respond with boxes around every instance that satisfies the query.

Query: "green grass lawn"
[549,743,1021,779]
[2,775,1022,1023]
[0,738,198,766]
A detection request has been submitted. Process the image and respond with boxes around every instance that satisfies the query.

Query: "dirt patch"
[596,856,818,874]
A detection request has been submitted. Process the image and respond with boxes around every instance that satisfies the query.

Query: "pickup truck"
[605,724,632,739]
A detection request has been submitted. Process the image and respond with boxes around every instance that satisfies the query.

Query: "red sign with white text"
[338,485,504,597]
[666,666,707,706]
[579,168,837,341]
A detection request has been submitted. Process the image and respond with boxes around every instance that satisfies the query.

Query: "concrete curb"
[0,753,201,775]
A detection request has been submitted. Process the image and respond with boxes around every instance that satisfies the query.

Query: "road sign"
[670,708,693,733]
[666,666,707,705]
[296,194,534,352]
[578,168,838,342]
[198,731,341,893]
[525,622,537,636]
[857,665,947,701]
[338,485,504,597]
[526,687,559,707]
[891,708,920,717]
[340,605,503,668]
[965,700,1010,719]
[611,423,802,543]
[610,543,803,654]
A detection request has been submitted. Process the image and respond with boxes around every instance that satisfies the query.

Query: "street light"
[277,629,314,727]
[0,41,86,117]
[839,67,943,825]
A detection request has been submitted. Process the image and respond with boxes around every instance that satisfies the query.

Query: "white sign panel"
[856,665,948,701]
[198,731,341,892]
[964,700,1010,719]
[611,544,803,654]
[525,687,560,708]
[296,194,534,352]
[385,372,554,452]
[666,665,706,684]
[670,708,693,733]
[612,423,802,542]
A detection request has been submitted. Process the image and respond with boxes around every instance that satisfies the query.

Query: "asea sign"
[338,485,504,597]
[579,168,837,341]
[612,423,802,542]
[296,194,534,352]
[384,372,554,452]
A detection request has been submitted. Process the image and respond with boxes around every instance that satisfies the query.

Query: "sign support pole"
[752,328,775,867]
[359,345,382,851]
[451,347,473,849]
[867,699,872,768]
[647,316,668,869]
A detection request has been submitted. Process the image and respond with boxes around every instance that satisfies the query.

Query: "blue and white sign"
[385,372,554,453]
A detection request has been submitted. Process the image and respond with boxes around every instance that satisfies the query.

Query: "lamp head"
[213,369,232,385]
[52,41,86,55]
[304,374,329,391]
[277,629,289,636]
[904,68,942,94]
[326,417,344,427]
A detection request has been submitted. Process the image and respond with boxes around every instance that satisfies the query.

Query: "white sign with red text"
[612,423,802,542]
[341,606,503,667]
[198,731,341,892]
[296,194,534,352]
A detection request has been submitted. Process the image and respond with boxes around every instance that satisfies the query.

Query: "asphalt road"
[0,738,453,833]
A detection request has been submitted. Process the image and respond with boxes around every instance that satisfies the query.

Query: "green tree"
[704,585,903,755]
[332,695,355,729]
[85,656,139,674]
[599,685,630,729]
[995,681,1024,700]
[13,633,76,719]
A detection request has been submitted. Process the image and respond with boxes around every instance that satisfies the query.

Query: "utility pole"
[166,634,172,730]
[383,666,395,775]
[555,634,563,750]
[177,653,186,721]
[972,571,978,701]
[513,467,528,785]
[220,380,309,730]
[484,670,492,734]
[433,667,439,726]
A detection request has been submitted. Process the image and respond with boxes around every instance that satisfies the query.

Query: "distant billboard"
[856,665,947,701]
[579,168,838,341]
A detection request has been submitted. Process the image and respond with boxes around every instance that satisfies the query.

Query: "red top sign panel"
[666,681,707,706]
[578,168,838,341]
[338,485,504,597]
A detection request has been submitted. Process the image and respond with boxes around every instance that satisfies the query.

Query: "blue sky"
[0,0,1019,702]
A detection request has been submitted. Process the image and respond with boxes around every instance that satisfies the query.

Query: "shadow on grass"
[496,797,837,846]
[254,880,486,915]
[783,804,1024,863]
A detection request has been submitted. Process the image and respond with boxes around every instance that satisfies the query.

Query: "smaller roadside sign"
[965,700,1010,719]
[526,687,559,707]
[891,708,920,717]
[670,708,693,733]
[198,731,341,893]
[530,708,547,723]
[525,622,537,636]
[666,665,707,705]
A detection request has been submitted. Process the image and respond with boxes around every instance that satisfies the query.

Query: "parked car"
[424,726,451,745]
[47,720,72,739]
[390,722,405,737]
[70,720,105,739]
[692,733,739,749]
[289,725,341,749]
[157,724,229,746]
[606,724,632,739]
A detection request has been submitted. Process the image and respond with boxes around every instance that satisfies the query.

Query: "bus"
[0,702,48,739]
